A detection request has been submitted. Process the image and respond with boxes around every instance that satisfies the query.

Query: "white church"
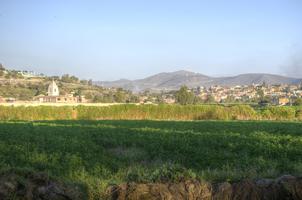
[48,80,60,96]
[34,80,86,103]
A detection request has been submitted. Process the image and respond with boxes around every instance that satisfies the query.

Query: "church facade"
[34,80,86,103]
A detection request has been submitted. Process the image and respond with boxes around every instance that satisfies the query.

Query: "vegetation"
[293,98,302,106]
[0,64,300,105]
[0,66,137,102]
[175,86,195,105]
[0,104,302,121]
[0,120,301,199]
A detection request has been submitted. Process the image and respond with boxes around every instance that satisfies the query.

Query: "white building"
[47,80,60,96]
[34,80,86,103]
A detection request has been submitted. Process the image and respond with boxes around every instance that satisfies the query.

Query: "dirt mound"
[0,170,84,200]
[1,171,301,200]
[108,175,302,200]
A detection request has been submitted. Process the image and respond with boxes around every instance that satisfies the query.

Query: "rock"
[127,184,153,200]
[108,175,302,200]
[108,181,211,200]
[185,180,211,200]
[276,175,302,200]
[0,170,83,200]
[255,178,273,187]
[150,184,173,200]
[168,182,186,200]
[106,185,121,200]
[1,171,301,200]
[212,182,232,200]
[231,180,261,200]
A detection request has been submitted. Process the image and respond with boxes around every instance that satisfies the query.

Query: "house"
[6,97,16,103]
[163,97,175,104]
[34,80,86,103]
[0,96,5,103]
[278,97,290,105]
[272,97,290,106]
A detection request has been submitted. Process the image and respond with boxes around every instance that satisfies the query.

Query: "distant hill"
[95,70,302,92]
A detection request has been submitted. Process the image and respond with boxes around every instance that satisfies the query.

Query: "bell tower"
[47,80,60,96]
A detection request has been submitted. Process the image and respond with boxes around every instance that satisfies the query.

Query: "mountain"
[95,70,302,92]
[213,73,302,86]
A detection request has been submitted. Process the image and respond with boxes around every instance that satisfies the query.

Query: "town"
[0,65,302,106]
[139,83,302,106]
[190,83,302,105]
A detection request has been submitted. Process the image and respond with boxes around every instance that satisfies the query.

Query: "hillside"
[0,67,136,102]
[213,73,302,86]
[96,70,302,92]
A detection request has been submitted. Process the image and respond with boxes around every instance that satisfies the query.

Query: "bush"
[293,98,302,106]
[296,109,302,121]
[261,107,296,121]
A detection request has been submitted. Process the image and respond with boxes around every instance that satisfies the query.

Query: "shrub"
[262,107,296,121]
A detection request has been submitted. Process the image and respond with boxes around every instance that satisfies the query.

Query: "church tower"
[47,80,59,96]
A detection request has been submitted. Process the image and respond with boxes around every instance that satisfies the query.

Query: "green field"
[0,120,301,199]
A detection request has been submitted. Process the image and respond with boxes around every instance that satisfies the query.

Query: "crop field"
[0,120,301,198]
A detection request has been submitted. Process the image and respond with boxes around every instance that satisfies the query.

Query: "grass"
[0,104,301,121]
[0,120,301,199]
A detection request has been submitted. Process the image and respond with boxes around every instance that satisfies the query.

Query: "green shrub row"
[0,106,74,120]
[0,104,301,121]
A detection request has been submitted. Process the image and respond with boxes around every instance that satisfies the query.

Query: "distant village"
[1,79,302,106]
[138,83,302,106]
[189,83,302,105]
[0,65,302,106]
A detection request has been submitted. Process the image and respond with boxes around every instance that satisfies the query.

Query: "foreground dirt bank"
[108,175,302,200]
[0,171,84,200]
[0,171,301,200]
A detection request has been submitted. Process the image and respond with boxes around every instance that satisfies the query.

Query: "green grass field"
[0,120,301,199]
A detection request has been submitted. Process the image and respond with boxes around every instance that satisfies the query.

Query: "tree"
[74,89,82,96]
[223,95,235,103]
[80,80,88,85]
[257,88,264,100]
[114,89,126,103]
[61,74,79,83]
[205,95,215,104]
[175,86,195,105]
[193,96,202,104]
[129,95,139,103]
[293,98,302,106]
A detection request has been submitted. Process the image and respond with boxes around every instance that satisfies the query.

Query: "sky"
[0,0,302,80]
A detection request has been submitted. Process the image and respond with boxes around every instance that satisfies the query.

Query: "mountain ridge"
[95,70,302,92]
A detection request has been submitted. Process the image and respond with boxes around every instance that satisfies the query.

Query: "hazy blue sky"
[0,0,302,80]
